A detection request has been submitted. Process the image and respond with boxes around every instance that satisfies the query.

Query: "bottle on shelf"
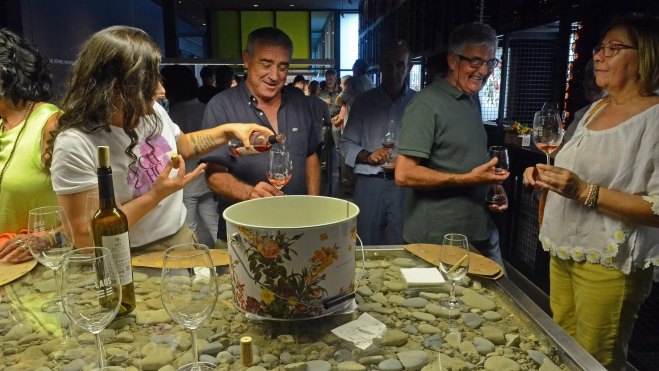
[91,146,136,316]
[228,131,286,156]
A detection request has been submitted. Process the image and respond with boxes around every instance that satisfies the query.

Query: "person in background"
[201,27,321,246]
[319,80,327,91]
[0,28,60,263]
[232,75,241,87]
[293,74,305,90]
[564,58,608,142]
[160,65,219,248]
[215,65,235,94]
[524,15,659,369]
[303,80,310,95]
[48,26,272,252]
[308,80,331,138]
[197,65,219,104]
[395,22,508,271]
[425,50,449,86]
[340,40,415,245]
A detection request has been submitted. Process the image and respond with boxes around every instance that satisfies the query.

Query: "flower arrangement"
[505,122,532,135]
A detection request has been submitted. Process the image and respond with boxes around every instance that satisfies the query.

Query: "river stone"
[136,309,173,325]
[62,359,86,371]
[42,270,55,279]
[217,351,235,364]
[142,347,174,370]
[109,317,135,329]
[505,334,520,347]
[356,286,373,297]
[389,295,406,305]
[484,356,521,371]
[218,283,232,292]
[146,299,164,310]
[150,334,175,344]
[417,324,442,335]
[371,292,388,304]
[359,355,384,365]
[323,332,341,345]
[18,332,48,345]
[397,350,429,371]
[362,261,381,269]
[402,297,429,308]
[421,334,444,351]
[202,343,223,356]
[461,289,497,311]
[116,331,134,343]
[445,332,461,348]
[337,361,366,371]
[419,292,448,301]
[247,368,268,371]
[378,359,404,371]
[403,324,418,334]
[35,368,51,371]
[481,326,505,345]
[334,348,352,362]
[384,281,407,292]
[473,337,496,355]
[3,347,18,355]
[380,329,408,346]
[158,367,176,371]
[5,324,32,341]
[36,279,57,293]
[283,362,307,370]
[306,360,331,371]
[539,358,562,371]
[462,313,482,329]
[391,258,417,268]
[132,272,148,282]
[371,306,395,315]
[411,312,436,322]
[199,354,219,365]
[482,311,502,322]
[527,350,550,365]
[424,303,461,320]
[357,304,373,312]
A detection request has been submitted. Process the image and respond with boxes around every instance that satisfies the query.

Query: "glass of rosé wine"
[485,146,509,204]
[267,149,292,193]
[533,110,564,164]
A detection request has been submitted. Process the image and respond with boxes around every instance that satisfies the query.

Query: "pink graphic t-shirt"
[127,135,173,198]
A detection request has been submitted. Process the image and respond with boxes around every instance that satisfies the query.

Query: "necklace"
[0,101,35,190]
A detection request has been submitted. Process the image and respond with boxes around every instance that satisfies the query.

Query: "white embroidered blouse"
[540,100,659,273]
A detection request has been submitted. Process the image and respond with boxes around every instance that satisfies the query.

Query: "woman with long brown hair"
[48,26,271,251]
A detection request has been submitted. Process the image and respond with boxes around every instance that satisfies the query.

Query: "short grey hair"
[246,27,294,57]
[448,23,498,56]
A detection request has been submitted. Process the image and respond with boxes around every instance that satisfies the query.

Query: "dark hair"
[0,28,52,105]
[293,74,305,84]
[381,39,412,63]
[352,59,369,75]
[319,80,327,90]
[325,69,337,77]
[160,65,198,105]
[246,27,294,57]
[200,66,215,79]
[600,14,659,95]
[448,22,498,55]
[309,80,320,95]
[46,26,162,174]
[215,65,235,91]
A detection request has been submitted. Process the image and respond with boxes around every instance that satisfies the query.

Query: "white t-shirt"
[51,103,186,247]
[540,100,659,273]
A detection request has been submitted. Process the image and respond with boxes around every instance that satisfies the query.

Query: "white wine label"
[102,232,133,285]
[236,146,258,155]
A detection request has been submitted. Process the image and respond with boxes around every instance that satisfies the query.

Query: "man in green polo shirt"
[395,22,508,271]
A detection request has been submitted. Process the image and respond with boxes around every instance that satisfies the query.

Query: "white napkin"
[331,313,387,350]
[400,268,445,288]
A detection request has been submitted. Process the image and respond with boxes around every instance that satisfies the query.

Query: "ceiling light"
[254,4,258,7]
[290,4,294,6]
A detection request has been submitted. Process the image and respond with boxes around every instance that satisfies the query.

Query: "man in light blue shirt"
[340,40,415,245]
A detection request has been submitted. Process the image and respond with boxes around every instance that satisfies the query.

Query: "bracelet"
[45,230,57,247]
[584,184,600,208]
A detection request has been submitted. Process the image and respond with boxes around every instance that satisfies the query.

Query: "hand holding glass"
[485,146,509,204]
[380,130,395,168]
[533,110,564,164]
[439,234,470,311]
[162,244,218,371]
[267,149,292,192]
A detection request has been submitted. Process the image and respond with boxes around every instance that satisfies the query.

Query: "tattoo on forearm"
[190,133,217,155]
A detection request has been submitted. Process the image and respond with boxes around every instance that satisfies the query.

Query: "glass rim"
[443,233,468,241]
[488,146,507,151]
[163,243,211,259]
[64,246,112,261]
[28,205,65,215]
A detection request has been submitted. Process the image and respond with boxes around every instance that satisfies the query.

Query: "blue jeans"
[471,228,506,275]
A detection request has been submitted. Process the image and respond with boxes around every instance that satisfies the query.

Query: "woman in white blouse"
[524,14,659,370]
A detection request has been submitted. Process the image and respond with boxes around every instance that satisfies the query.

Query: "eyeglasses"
[592,42,638,58]
[456,55,499,70]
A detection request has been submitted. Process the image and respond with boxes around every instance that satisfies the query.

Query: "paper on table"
[400,267,445,288]
[331,313,387,350]
[131,249,229,268]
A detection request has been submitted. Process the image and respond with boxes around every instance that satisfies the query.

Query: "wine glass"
[27,206,75,313]
[380,127,395,168]
[61,247,121,370]
[485,146,509,204]
[439,234,470,311]
[533,110,564,164]
[161,244,218,371]
[267,149,292,193]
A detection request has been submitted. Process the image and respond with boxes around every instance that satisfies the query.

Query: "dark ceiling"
[201,0,359,11]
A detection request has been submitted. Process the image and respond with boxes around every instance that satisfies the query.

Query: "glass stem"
[449,280,456,301]
[95,332,105,369]
[546,153,551,165]
[191,328,199,366]
[54,267,68,344]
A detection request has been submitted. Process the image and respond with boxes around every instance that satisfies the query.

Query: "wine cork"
[240,336,253,366]
[170,153,179,169]
[97,146,110,167]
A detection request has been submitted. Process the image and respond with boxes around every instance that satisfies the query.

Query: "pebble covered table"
[0,248,605,371]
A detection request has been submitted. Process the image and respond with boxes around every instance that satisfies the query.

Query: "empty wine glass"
[162,244,218,371]
[533,110,564,164]
[62,247,121,370]
[439,234,470,311]
[380,126,395,168]
[485,146,509,204]
[27,206,75,313]
[267,149,292,193]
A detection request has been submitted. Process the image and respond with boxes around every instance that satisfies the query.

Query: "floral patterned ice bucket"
[224,196,360,320]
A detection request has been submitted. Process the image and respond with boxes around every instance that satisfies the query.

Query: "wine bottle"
[91,146,136,316]
[228,131,286,156]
